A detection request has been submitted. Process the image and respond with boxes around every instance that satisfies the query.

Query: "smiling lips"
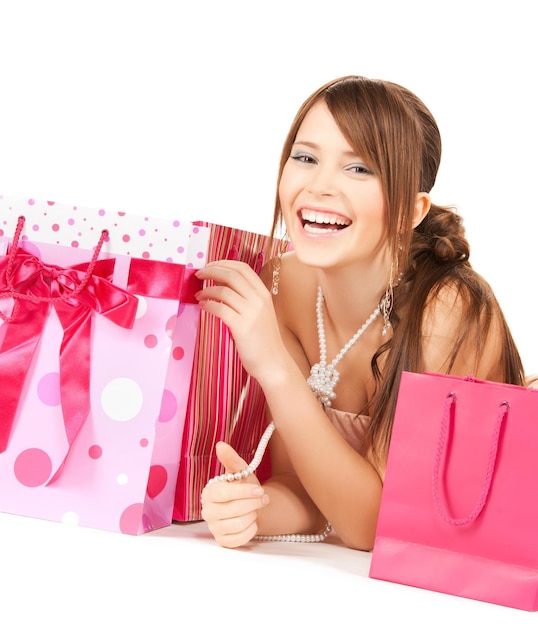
[300,208,351,234]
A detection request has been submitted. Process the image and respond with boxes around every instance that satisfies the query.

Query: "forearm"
[256,473,326,536]
[257,355,383,550]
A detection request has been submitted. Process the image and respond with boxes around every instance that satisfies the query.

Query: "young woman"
[195,76,524,550]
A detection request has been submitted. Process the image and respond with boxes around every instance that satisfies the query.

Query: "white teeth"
[304,223,341,234]
[300,208,350,227]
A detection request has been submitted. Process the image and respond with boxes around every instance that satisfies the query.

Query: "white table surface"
[1,513,536,625]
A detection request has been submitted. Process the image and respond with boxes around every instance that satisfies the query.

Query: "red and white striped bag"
[172,223,287,521]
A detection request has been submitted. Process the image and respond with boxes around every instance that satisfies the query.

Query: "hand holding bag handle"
[432,391,510,526]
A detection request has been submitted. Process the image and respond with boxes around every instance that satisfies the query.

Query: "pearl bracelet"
[204,421,332,543]
[253,521,332,543]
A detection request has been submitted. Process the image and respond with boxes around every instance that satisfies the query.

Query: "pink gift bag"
[0,196,209,534]
[172,222,288,521]
[369,371,538,611]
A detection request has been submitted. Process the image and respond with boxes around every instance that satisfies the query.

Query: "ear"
[412,192,431,229]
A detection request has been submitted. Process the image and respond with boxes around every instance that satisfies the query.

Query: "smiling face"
[278,101,388,271]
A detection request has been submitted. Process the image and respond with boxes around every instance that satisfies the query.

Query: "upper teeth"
[301,209,350,226]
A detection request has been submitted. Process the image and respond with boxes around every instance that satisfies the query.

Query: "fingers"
[201,482,270,549]
[216,441,249,475]
[201,442,268,548]
[196,259,261,287]
[208,512,259,549]
[195,260,268,302]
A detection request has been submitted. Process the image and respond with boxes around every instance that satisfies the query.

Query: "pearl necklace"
[204,287,382,543]
[307,286,381,407]
[204,422,332,543]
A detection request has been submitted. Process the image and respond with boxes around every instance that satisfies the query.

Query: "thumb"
[215,441,249,476]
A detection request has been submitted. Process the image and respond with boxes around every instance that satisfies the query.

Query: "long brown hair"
[270,76,524,458]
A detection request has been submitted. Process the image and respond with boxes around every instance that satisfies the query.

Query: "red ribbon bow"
[0,243,139,479]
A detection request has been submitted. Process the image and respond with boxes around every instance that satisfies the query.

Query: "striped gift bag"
[172,222,288,521]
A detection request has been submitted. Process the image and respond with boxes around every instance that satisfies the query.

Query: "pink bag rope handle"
[0,215,139,483]
[432,391,509,526]
[1,215,108,322]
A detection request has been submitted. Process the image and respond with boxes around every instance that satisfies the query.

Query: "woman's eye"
[290,152,316,164]
[347,163,371,175]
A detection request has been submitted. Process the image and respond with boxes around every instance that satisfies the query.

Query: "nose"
[305,164,338,197]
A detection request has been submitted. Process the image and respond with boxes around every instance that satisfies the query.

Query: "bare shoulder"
[421,279,504,380]
[422,280,465,335]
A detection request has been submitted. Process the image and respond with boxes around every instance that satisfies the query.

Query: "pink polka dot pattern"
[158,389,178,423]
[0,195,209,535]
[14,449,53,487]
[146,465,168,499]
[119,503,145,535]
[0,195,210,265]
[144,334,158,348]
[37,372,61,406]
[88,445,102,459]
[165,315,176,338]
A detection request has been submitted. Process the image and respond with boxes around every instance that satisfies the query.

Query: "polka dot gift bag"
[0,196,209,534]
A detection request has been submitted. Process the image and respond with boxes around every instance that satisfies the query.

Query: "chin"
[292,245,343,270]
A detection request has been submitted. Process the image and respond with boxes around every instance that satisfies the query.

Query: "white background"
[1,0,536,373]
[1,2,538,622]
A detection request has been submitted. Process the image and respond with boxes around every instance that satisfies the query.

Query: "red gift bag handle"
[432,391,509,526]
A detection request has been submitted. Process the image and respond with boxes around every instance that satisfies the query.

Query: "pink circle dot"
[37,372,61,406]
[177,245,185,254]
[158,389,177,422]
[52,223,60,232]
[173,220,180,227]
[14,448,52,486]
[142,251,150,259]
[165,315,176,338]
[88,445,102,459]
[139,229,146,236]
[98,209,105,216]
[172,346,185,360]
[32,224,40,231]
[144,334,158,348]
[28,199,35,206]
[71,240,79,248]
[146,465,168,499]
[122,234,130,242]
[192,226,199,234]
[47,201,55,206]
[197,251,204,259]
[140,438,149,447]
[68,218,75,225]
[119,503,144,535]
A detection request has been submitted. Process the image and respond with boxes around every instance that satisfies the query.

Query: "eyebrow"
[292,140,360,159]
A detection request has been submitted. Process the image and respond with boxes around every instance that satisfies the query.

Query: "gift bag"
[0,196,209,534]
[369,371,538,611]
[172,222,288,521]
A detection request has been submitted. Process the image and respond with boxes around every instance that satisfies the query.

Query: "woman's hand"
[201,441,270,548]
[195,260,287,384]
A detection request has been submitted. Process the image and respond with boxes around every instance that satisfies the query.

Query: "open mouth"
[300,208,351,233]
